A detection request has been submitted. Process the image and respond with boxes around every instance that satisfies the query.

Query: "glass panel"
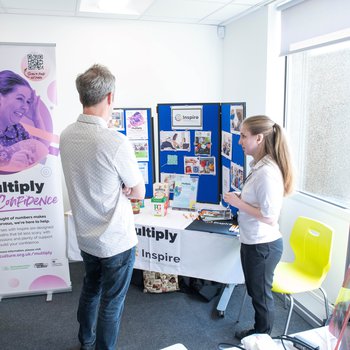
[285,41,350,209]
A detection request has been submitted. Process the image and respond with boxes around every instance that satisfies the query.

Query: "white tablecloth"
[66,200,244,284]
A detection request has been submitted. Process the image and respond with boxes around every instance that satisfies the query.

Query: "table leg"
[217,283,236,317]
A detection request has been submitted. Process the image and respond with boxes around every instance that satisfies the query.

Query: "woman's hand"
[224,191,276,225]
[223,191,241,208]
[28,91,45,130]
[12,139,48,169]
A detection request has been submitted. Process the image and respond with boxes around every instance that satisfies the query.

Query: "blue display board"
[157,103,221,204]
[112,108,155,198]
[220,102,246,216]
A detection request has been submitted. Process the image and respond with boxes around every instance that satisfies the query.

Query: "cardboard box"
[151,196,168,216]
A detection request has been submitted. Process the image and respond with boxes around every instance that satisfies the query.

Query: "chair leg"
[283,294,288,309]
[236,287,248,323]
[283,294,294,335]
[319,287,330,323]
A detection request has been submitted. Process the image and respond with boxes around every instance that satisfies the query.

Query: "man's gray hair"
[76,64,115,107]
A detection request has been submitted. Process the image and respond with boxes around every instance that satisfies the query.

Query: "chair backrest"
[290,216,334,281]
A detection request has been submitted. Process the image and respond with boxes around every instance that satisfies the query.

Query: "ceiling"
[0,0,277,26]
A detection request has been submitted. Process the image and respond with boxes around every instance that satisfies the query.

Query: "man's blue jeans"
[78,247,135,350]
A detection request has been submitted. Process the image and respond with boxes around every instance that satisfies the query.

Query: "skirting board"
[275,292,334,328]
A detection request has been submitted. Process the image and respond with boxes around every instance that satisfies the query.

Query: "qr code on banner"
[27,54,44,70]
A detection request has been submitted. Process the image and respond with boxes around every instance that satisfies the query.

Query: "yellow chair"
[236,216,334,335]
[272,216,334,334]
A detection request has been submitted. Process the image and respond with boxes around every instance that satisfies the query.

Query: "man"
[60,64,145,350]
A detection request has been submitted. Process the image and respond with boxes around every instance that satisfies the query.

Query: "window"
[285,40,350,209]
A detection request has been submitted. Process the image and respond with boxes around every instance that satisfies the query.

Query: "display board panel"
[112,108,155,198]
[220,102,246,216]
[157,103,221,204]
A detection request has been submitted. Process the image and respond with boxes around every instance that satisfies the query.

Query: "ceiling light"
[98,0,132,14]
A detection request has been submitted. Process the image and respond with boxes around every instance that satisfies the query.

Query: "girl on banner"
[0,70,49,172]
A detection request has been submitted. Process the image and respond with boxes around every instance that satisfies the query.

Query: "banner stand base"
[0,286,72,302]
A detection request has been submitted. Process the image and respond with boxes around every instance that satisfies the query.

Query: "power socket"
[292,335,320,350]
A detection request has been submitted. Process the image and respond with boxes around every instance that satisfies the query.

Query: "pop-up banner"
[0,42,71,299]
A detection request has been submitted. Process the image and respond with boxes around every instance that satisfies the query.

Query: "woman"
[224,115,294,340]
[0,70,47,172]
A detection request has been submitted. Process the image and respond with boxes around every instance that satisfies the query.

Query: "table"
[66,200,244,315]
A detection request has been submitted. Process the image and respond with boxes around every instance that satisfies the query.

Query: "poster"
[172,175,199,210]
[109,108,124,131]
[0,43,71,298]
[160,173,177,193]
[126,109,148,139]
[231,162,244,191]
[194,131,211,155]
[130,139,149,161]
[160,131,191,151]
[230,104,244,134]
[222,166,230,196]
[138,162,149,185]
[221,131,232,159]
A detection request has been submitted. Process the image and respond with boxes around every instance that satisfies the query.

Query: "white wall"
[222,7,268,118]
[0,14,223,209]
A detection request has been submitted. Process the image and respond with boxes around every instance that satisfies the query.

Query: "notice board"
[220,102,246,216]
[157,103,221,204]
[111,108,155,198]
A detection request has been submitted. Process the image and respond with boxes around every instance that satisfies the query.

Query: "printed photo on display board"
[160,172,177,193]
[160,131,191,151]
[221,131,232,160]
[199,157,216,175]
[130,139,149,161]
[194,131,211,156]
[109,109,125,131]
[138,162,149,184]
[222,166,230,196]
[126,110,148,139]
[231,162,244,191]
[230,105,244,134]
[184,156,201,175]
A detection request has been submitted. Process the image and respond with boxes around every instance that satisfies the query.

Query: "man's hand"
[122,185,132,197]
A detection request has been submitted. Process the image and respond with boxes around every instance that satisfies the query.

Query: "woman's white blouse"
[238,155,284,245]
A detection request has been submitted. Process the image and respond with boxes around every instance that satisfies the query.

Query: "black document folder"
[185,219,239,236]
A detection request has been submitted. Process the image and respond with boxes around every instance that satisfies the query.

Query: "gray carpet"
[0,262,314,350]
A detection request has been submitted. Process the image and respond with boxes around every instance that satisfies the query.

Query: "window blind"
[278,0,350,55]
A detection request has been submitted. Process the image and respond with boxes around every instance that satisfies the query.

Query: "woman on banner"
[224,115,295,340]
[0,70,48,172]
